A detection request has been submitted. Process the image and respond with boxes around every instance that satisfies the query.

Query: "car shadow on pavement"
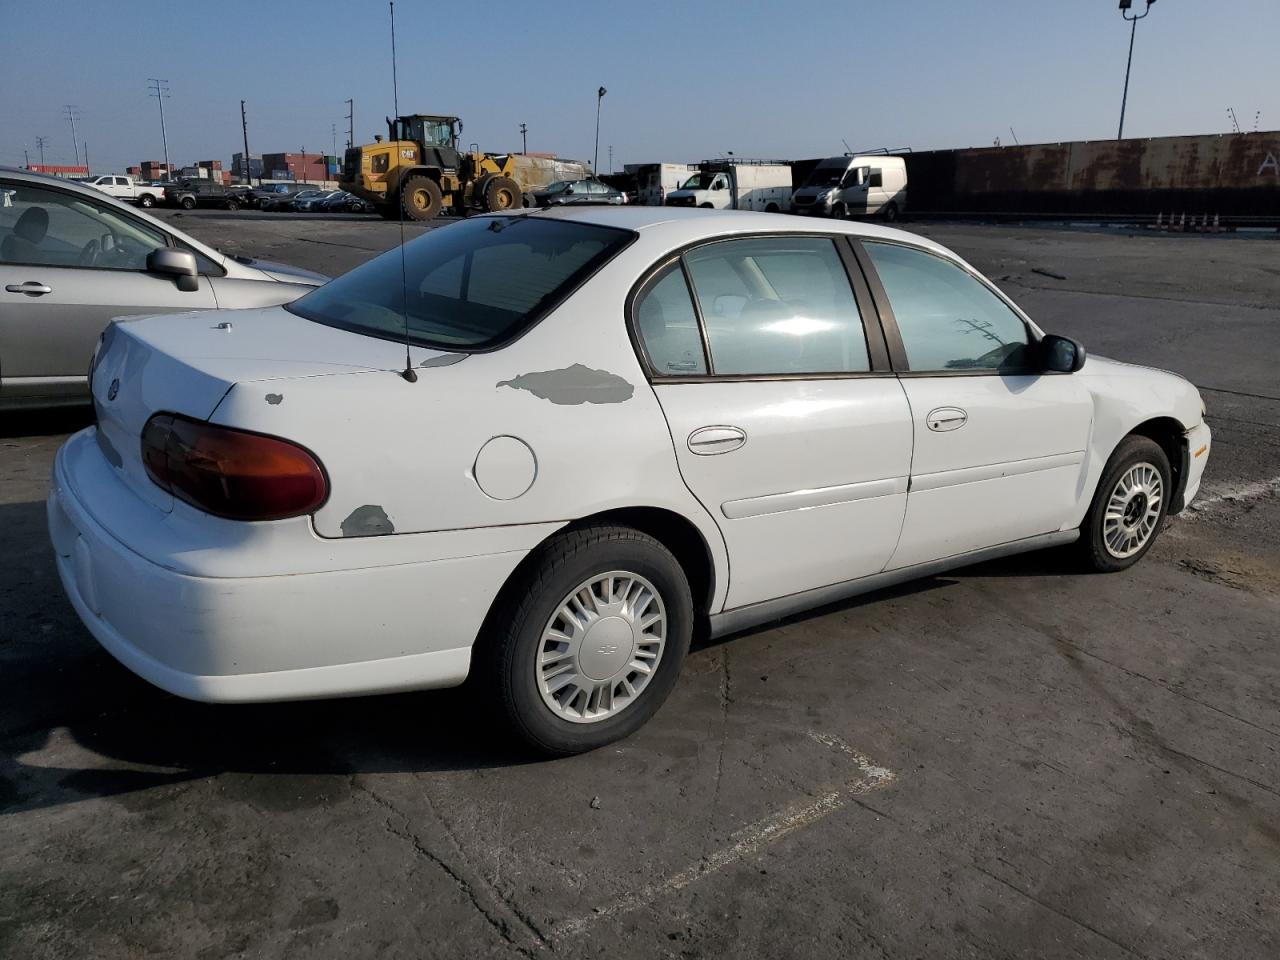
[0,497,541,818]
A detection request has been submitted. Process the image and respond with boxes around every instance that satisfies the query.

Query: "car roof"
[522,205,955,258]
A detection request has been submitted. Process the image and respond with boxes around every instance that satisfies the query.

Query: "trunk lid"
[89,305,405,512]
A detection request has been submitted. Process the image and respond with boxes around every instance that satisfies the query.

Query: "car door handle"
[926,407,968,432]
[688,425,747,455]
[5,282,52,296]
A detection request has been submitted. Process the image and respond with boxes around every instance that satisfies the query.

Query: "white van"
[790,155,907,221]
[665,160,792,212]
[626,162,695,206]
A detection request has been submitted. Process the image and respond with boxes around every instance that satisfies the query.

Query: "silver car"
[0,168,327,410]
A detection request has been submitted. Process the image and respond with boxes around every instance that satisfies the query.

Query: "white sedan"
[48,208,1211,754]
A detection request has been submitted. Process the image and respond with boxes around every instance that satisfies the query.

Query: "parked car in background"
[261,189,326,212]
[0,168,327,410]
[82,175,165,209]
[532,179,626,207]
[791,155,908,221]
[666,160,792,212]
[294,190,340,212]
[319,190,375,213]
[248,183,298,208]
[46,206,1209,756]
[165,179,243,211]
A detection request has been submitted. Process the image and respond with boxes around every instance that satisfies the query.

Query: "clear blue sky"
[2,0,1277,174]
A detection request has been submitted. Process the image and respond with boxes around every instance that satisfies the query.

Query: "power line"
[148,78,171,174]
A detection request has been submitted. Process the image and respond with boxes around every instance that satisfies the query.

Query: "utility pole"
[608,144,614,174]
[520,122,527,154]
[148,79,171,175]
[301,146,307,185]
[24,147,30,169]
[64,105,81,167]
[594,86,606,174]
[1117,0,1157,140]
[84,142,89,175]
[36,136,48,168]
[332,123,337,159]
[240,99,254,185]
[345,99,354,150]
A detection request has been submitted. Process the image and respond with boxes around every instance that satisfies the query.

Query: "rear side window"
[683,237,870,376]
[864,241,1030,371]
[633,265,707,375]
[288,217,634,350]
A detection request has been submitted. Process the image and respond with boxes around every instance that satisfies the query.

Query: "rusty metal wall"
[904,132,1280,216]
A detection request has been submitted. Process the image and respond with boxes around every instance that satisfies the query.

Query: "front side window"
[0,180,166,270]
[864,241,1031,371]
[288,216,633,350]
[633,264,706,375]
[683,237,869,376]
[371,153,389,174]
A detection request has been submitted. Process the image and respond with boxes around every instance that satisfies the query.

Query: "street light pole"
[594,86,606,174]
[520,122,527,155]
[1117,0,1156,140]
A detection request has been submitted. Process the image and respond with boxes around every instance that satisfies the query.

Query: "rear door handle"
[926,407,968,432]
[5,282,52,296]
[688,425,747,455]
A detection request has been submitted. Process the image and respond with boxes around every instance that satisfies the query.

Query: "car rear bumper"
[48,429,533,703]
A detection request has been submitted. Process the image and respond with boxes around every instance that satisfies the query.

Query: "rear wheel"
[138,194,155,208]
[1078,435,1171,572]
[484,176,522,212]
[225,198,240,211]
[882,201,900,223]
[698,202,713,209]
[400,175,443,221]
[478,525,694,755]
[180,196,196,210]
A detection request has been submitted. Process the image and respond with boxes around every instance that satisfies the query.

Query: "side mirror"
[1040,333,1087,373]
[147,248,200,293]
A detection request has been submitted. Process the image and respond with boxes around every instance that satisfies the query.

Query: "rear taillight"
[141,413,327,521]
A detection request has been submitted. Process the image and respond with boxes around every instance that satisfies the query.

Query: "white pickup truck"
[82,175,165,208]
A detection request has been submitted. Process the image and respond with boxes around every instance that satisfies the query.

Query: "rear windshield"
[287,216,634,350]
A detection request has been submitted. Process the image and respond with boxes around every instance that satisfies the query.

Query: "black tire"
[138,194,155,208]
[180,196,196,210]
[484,176,522,212]
[400,175,443,221]
[698,202,713,209]
[522,192,537,208]
[477,525,694,756]
[225,198,240,211]
[1077,435,1172,573]
[882,201,900,223]
[831,202,847,219]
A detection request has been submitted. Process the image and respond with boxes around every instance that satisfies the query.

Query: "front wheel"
[831,202,847,219]
[1078,435,1172,572]
[400,175,443,221]
[478,525,694,755]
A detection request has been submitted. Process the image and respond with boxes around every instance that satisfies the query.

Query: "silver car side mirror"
[147,248,200,293]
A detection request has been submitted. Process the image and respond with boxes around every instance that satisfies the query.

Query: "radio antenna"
[390,1,417,382]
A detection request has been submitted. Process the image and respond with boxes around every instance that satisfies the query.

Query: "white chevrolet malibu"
[49,208,1211,753]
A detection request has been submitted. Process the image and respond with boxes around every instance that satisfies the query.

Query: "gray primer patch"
[497,364,634,405]
[265,393,284,405]
[419,353,467,369]
[340,505,395,537]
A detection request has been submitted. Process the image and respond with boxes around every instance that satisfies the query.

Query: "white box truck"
[626,162,696,206]
[665,160,792,212]
[790,155,907,221]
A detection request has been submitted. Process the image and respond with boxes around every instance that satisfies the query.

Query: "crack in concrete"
[971,863,1152,958]
[352,778,547,957]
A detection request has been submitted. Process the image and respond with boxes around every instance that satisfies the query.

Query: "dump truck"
[340,114,593,221]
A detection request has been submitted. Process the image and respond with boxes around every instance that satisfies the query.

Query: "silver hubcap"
[1103,462,1163,559]
[537,571,666,724]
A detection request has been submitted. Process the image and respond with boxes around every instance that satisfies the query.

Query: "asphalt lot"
[3,210,1278,959]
